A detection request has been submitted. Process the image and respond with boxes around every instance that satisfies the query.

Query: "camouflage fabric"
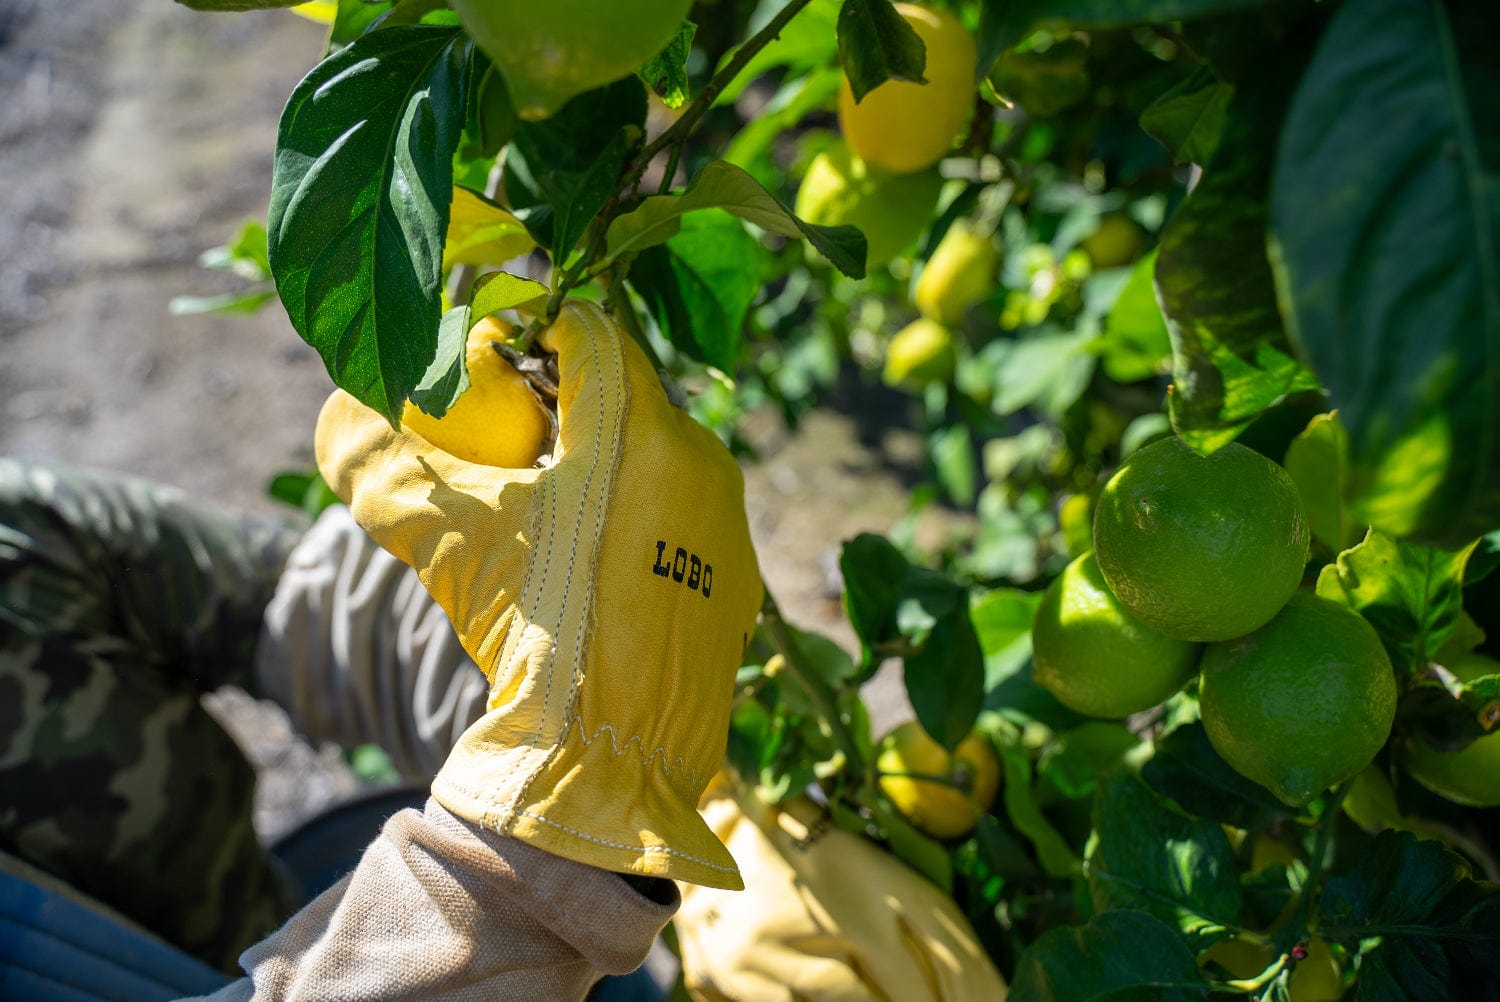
[0,458,302,972]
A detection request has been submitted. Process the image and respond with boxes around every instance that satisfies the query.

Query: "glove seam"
[507,302,626,822]
[512,809,740,873]
[557,718,700,784]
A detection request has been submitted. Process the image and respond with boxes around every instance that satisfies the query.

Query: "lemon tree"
[178,0,1500,996]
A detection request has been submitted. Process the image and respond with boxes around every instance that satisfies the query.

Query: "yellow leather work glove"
[676,780,1008,1000]
[314,300,762,888]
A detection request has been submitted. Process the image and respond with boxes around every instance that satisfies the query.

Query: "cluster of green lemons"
[1030,435,1399,807]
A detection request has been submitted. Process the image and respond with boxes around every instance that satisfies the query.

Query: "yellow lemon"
[838,4,977,175]
[401,316,550,468]
[913,220,1001,324]
[882,317,956,388]
[876,721,1000,839]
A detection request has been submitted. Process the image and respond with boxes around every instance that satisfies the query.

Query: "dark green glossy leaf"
[1315,529,1477,676]
[502,77,646,254]
[1316,830,1500,998]
[1140,67,1233,167]
[1142,722,1294,830]
[1089,773,1241,950]
[1009,909,1210,1002]
[1156,86,1318,454]
[839,533,913,671]
[329,0,392,44]
[629,214,762,372]
[407,305,471,418]
[268,26,472,422]
[1270,0,1500,548]
[977,0,1280,77]
[639,20,696,109]
[837,0,927,104]
[905,602,985,751]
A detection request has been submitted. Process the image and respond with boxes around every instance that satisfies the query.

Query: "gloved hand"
[314,300,762,888]
[676,779,1009,1001]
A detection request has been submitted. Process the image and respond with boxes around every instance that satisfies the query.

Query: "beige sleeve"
[190,799,678,1001]
[253,505,486,781]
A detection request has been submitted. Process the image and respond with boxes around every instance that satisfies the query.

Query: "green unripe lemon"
[1399,652,1500,807]
[837,4,977,175]
[1080,214,1145,270]
[1199,592,1396,806]
[913,220,1001,324]
[794,143,943,269]
[1030,552,1203,719]
[1093,436,1310,642]
[452,0,691,121]
[883,318,956,388]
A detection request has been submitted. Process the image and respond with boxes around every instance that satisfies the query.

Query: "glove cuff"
[432,727,743,889]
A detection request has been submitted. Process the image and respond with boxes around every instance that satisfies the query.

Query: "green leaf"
[467,270,549,320]
[198,219,271,280]
[837,0,927,104]
[407,304,471,418]
[462,61,517,160]
[604,160,867,279]
[629,214,762,372]
[1316,830,1500,996]
[981,328,1097,419]
[1140,68,1234,167]
[1156,86,1318,454]
[715,1,840,107]
[1097,249,1172,384]
[638,20,696,110]
[1089,773,1242,950]
[502,77,646,255]
[1142,722,1294,830]
[725,70,843,186]
[1269,0,1500,548]
[268,26,472,423]
[328,0,392,44]
[905,603,985,751]
[875,801,955,891]
[987,39,1091,118]
[840,533,913,671]
[998,742,1081,879]
[1315,529,1477,677]
[977,0,1280,78]
[1009,909,1210,1002]
[1284,412,1363,553]
[169,288,277,316]
[928,424,978,507]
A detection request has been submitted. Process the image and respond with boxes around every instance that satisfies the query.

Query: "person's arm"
[191,799,676,1001]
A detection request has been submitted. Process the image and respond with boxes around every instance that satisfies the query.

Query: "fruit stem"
[1297,777,1354,931]
[625,0,813,194]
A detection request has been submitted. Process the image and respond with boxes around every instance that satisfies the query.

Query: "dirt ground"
[0,0,931,837]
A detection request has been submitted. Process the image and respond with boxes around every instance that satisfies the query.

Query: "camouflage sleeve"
[0,458,299,692]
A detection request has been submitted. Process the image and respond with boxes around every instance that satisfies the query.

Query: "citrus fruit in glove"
[838,3,977,175]
[795,142,942,269]
[876,721,1000,839]
[1398,651,1500,807]
[1031,552,1202,719]
[400,316,551,469]
[1199,591,1396,806]
[452,0,691,120]
[1093,436,1310,642]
